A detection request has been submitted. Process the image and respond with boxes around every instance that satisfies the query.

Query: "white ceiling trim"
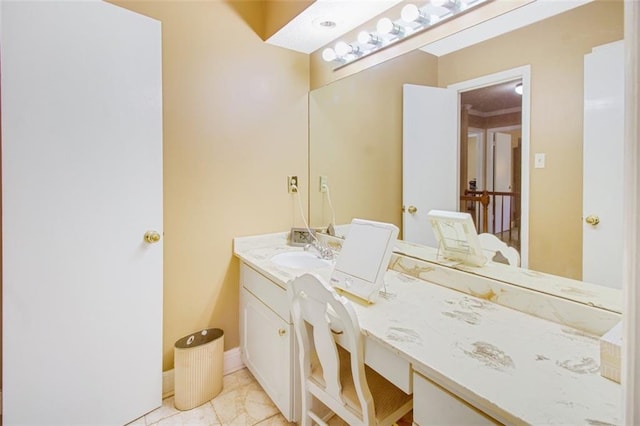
[420,0,593,57]
[469,106,522,118]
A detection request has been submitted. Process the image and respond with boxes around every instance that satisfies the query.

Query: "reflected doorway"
[459,80,523,252]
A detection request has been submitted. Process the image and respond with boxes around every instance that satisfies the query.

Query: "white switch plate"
[535,153,546,169]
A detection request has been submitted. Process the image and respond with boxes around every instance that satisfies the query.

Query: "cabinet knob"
[278,328,286,336]
[407,205,418,214]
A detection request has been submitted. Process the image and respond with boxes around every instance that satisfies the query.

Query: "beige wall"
[438,0,623,279]
[309,50,438,230]
[113,0,310,370]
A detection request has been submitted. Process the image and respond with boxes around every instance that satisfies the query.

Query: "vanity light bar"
[322,0,489,68]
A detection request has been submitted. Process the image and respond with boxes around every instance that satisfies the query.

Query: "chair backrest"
[478,233,520,266]
[288,273,375,424]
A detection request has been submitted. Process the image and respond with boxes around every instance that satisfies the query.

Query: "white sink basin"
[270,251,332,270]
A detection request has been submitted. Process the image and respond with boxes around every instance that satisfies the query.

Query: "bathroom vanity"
[234,231,622,425]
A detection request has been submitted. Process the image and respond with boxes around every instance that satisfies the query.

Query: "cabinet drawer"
[413,371,498,425]
[365,339,412,394]
[241,263,290,322]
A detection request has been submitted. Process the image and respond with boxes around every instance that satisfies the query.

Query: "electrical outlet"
[319,176,328,193]
[287,175,298,193]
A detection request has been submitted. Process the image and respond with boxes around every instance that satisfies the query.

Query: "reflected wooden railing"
[462,190,521,250]
[461,190,490,232]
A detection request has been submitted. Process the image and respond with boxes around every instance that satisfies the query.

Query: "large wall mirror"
[309,0,624,295]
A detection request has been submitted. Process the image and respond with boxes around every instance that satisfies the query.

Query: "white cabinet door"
[2,1,162,424]
[241,287,294,420]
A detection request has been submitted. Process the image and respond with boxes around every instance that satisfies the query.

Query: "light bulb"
[377,17,403,35]
[431,0,447,7]
[334,41,350,57]
[322,48,337,62]
[358,31,371,44]
[401,4,420,22]
[376,17,394,34]
[357,31,380,45]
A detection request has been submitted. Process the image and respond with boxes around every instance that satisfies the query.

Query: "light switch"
[535,153,546,169]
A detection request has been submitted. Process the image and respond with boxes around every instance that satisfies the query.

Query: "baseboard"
[223,346,244,375]
[162,347,244,398]
[162,370,175,399]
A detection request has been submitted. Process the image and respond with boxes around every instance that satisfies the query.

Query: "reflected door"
[2,1,163,424]
[467,129,485,191]
[487,132,513,233]
[583,40,624,288]
[402,84,457,247]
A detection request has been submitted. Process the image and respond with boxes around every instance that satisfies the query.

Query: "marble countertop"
[234,232,621,425]
[394,239,622,314]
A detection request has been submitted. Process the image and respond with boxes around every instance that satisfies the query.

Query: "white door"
[2,2,163,424]
[467,128,484,191]
[402,84,457,247]
[487,132,513,233]
[583,40,624,289]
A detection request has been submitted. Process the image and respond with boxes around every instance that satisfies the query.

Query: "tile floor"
[129,367,413,425]
[127,368,351,426]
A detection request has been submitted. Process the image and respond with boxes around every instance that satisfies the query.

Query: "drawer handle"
[278,328,286,336]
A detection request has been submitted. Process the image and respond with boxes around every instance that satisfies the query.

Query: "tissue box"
[600,321,622,383]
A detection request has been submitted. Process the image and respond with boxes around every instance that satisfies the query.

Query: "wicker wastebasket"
[174,328,224,410]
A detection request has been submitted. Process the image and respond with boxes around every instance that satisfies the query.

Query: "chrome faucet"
[304,240,334,260]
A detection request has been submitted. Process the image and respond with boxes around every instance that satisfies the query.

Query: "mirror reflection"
[459,80,522,254]
[309,0,623,291]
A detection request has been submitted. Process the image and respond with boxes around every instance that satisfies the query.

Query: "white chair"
[478,233,520,267]
[288,273,412,426]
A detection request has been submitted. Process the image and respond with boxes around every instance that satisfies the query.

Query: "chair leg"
[308,411,329,426]
[300,389,313,426]
[301,413,312,426]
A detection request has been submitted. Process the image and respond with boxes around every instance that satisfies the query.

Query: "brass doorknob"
[585,215,600,226]
[407,205,418,214]
[278,328,286,336]
[144,230,161,244]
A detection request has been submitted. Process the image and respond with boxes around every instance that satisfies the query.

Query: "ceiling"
[266,0,592,57]
[461,80,523,115]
